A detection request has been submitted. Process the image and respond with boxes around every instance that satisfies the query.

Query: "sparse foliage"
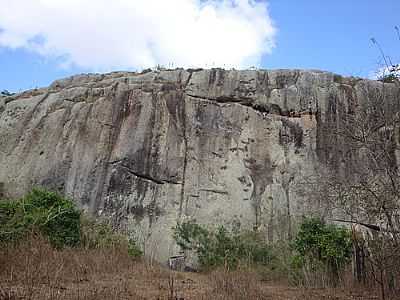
[321,62,400,298]
[80,215,142,258]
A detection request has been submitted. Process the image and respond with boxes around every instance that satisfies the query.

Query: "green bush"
[127,239,143,258]
[293,217,352,266]
[292,217,352,284]
[0,188,143,258]
[0,188,81,248]
[173,221,274,270]
[173,220,210,251]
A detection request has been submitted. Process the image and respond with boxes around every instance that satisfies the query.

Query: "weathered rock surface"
[1,69,399,261]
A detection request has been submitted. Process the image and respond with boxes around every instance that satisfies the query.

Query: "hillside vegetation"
[0,188,387,299]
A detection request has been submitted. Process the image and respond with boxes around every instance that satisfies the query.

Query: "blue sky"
[0,0,399,92]
[265,0,400,76]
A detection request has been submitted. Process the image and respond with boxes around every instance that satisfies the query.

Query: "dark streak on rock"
[179,93,188,218]
[199,188,229,195]
[119,164,181,185]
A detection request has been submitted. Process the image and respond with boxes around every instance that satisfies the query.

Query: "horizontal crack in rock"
[199,188,228,195]
[184,92,273,115]
[109,161,182,185]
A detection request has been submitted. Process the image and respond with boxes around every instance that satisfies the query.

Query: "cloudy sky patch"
[0,0,276,71]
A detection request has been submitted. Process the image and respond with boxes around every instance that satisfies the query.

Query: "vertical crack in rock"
[93,83,125,214]
[28,92,51,120]
[283,128,293,241]
[284,179,292,240]
[179,93,188,218]
[184,70,194,88]
[267,195,274,243]
[148,188,157,232]
[11,92,51,154]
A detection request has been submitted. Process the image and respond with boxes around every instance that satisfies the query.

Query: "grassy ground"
[0,236,381,300]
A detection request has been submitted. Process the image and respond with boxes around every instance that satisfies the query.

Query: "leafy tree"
[0,188,81,248]
[292,217,352,285]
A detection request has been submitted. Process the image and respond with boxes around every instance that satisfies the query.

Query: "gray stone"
[0,68,399,262]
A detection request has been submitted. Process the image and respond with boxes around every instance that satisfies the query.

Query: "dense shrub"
[0,188,143,258]
[293,218,352,267]
[0,188,142,258]
[173,221,274,270]
[0,188,81,248]
[292,217,352,285]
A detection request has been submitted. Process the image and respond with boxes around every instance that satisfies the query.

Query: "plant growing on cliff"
[0,188,81,248]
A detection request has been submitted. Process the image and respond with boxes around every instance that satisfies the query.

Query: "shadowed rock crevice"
[118,163,182,185]
[184,92,273,115]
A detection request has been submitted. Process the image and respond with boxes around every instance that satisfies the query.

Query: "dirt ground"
[1,268,382,300]
[0,237,383,300]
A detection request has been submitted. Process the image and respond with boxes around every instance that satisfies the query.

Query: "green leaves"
[173,221,274,270]
[173,220,210,251]
[0,188,81,248]
[127,239,143,258]
[0,188,143,259]
[293,217,352,269]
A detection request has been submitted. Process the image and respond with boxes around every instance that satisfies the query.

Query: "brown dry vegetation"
[0,235,383,300]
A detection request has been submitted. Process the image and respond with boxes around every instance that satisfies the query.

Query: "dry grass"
[201,268,267,299]
[0,234,171,299]
[0,235,384,300]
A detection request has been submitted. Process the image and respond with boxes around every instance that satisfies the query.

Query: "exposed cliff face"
[1,69,399,261]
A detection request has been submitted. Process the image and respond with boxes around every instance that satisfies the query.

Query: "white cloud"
[0,0,276,71]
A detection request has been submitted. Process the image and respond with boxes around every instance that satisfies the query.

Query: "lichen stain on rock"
[280,118,304,148]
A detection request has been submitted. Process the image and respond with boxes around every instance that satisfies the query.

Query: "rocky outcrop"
[0,69,399,261]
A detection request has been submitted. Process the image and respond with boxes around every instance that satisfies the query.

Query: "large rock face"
[1,69,399,261]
